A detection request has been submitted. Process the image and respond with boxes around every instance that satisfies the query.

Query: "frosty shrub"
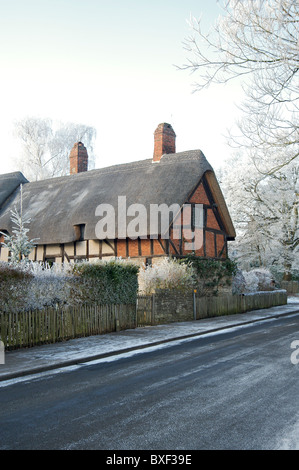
[0,261,74,312]
[180,255,237,297]
[0,261,33,313]
[72,258,139,304]
[242,271,259,293]
[138,258,195,294]
[249,268,275,291]
[242,268,275,293]
[25,261,74,310]
[232,269,246,295]
[0,259,139,313]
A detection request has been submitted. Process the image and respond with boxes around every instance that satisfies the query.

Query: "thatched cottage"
[0,123,235,265]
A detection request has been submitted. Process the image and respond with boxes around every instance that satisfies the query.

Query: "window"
[0,230,8,244]
[74,224,86,241]
[45,258,55,267]
[145,257,152,267]
[191,204,204,229]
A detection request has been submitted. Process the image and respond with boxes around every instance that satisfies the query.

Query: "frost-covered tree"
[181,0,299,280]
[14,117,97,181]
[182,0,298,107]
[0,210,37,263]
[218,152,299,280]
[181,0,299,175]
[0,185,38,263]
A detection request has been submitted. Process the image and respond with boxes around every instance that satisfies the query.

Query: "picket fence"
[0,304,136,350]
[0,290,288,350]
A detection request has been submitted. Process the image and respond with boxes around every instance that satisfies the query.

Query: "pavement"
[1,297,299,383]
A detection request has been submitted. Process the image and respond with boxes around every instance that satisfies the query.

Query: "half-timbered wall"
[0,240,117,264]
[116,174,227,263]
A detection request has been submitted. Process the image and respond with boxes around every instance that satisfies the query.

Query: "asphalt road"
[1,314,299,450]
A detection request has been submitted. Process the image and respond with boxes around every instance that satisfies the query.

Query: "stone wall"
[137,289,288,326]
[154,290,195,324]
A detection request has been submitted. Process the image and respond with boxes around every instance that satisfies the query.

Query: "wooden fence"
[0,304,136,350]
[136,290,288,326]
[281,281,299,294]
[0,290,289,350]
[136,295,155,326]
[196,291,287,318]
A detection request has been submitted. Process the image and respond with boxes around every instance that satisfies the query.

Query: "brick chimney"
[69,142,88,174]
[153,123,176,162]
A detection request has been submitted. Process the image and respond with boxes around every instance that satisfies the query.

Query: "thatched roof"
[0,150,236,244]
[0,172,28,208]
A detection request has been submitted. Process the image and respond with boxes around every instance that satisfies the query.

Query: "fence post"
[152,293,155,325]
[193,289,197,320]
[115,305,120,332]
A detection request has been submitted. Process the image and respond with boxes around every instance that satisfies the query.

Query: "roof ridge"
[0,147,236,245]
[0,171,28,180]
[21,149,211,187]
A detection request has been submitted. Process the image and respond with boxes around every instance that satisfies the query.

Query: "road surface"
[0,314,299,450]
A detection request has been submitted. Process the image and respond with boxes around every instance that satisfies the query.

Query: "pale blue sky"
[0,0,243,175]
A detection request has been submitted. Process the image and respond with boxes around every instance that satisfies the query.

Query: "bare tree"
[180,0,299,174]
[49,122,97,176]
[14,117,97,181]
[14,117,53,181]
[182,1,298,98]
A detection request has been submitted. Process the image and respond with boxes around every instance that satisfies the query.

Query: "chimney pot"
[153,123,176,162]
[69,142,88,174]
